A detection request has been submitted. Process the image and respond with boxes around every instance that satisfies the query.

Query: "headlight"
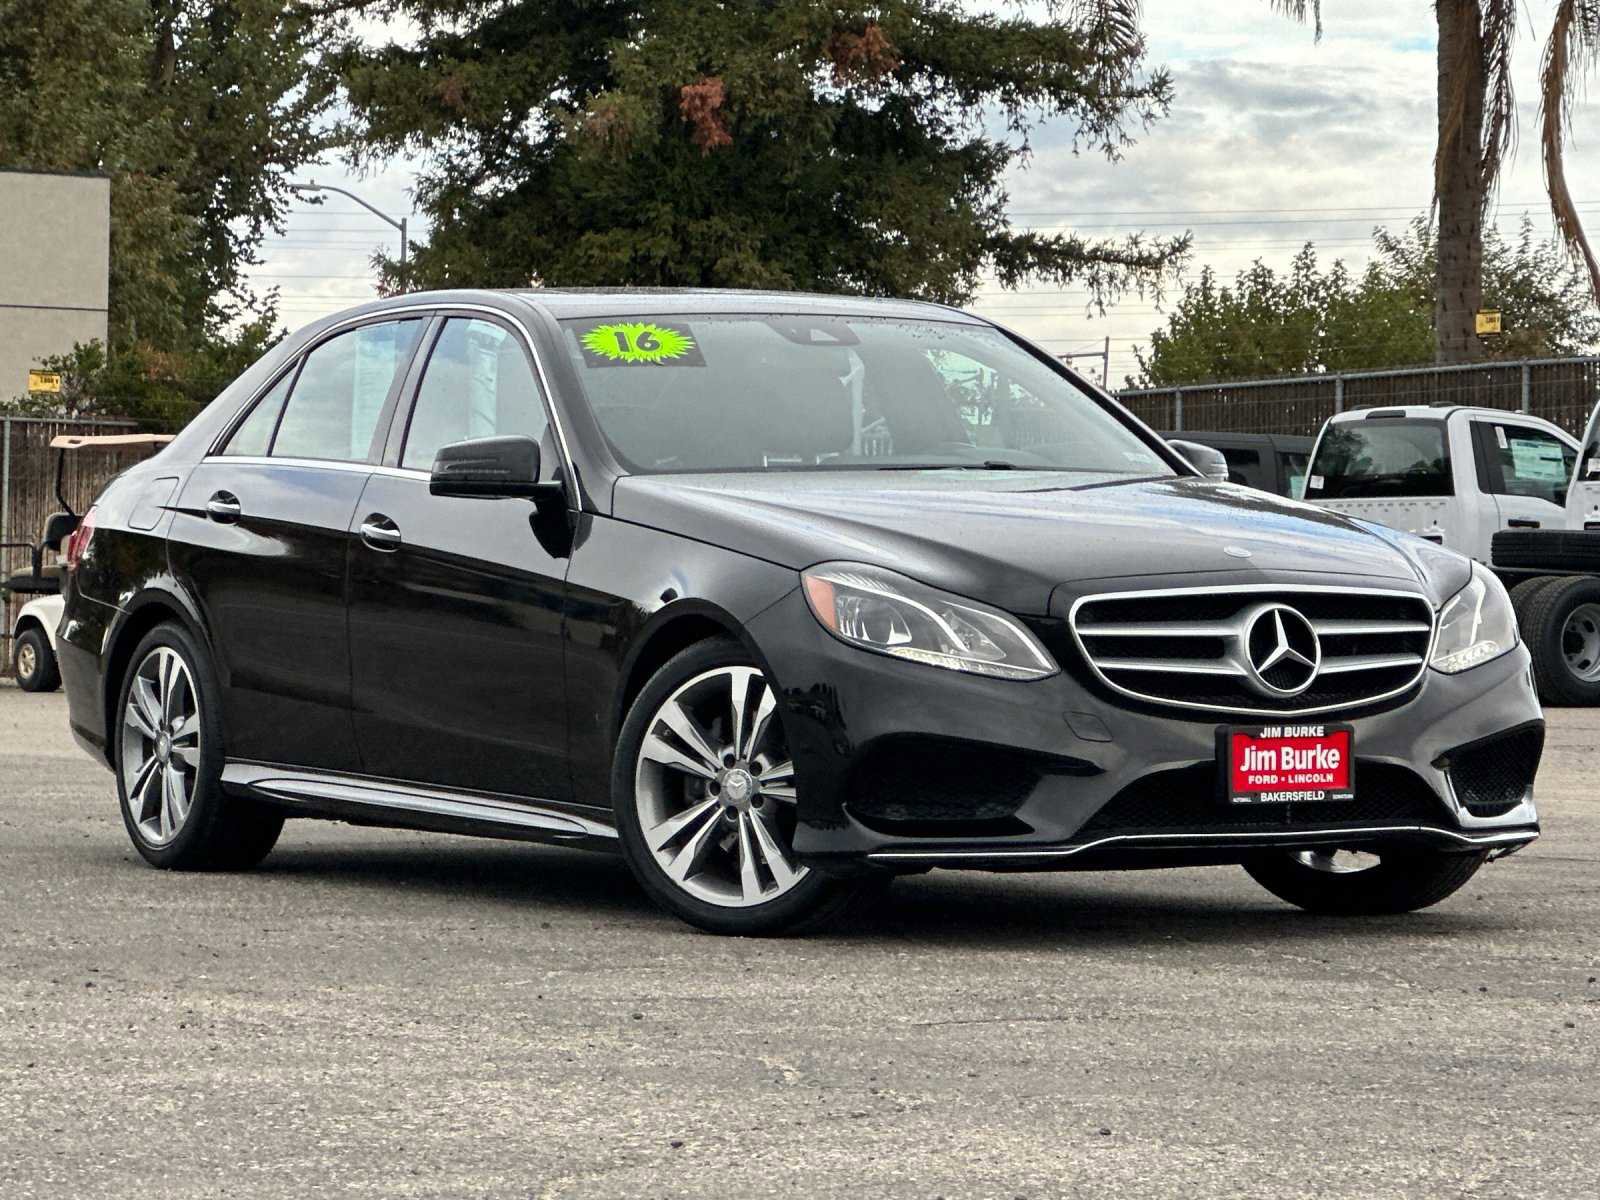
[801,563,1058,680]
[1430,562,1518,674]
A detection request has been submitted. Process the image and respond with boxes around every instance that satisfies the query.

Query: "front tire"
[612,638,872,935]
[114,623,283,870]
[1244,847,1486,915]
[13,626,60,692]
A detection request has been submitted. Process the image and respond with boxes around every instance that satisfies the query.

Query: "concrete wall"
[0,170,110,402]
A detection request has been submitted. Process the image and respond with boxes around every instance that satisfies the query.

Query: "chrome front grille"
[1068,586,1436,716]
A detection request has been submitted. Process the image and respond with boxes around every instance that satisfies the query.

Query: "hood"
[611,470,1444,615]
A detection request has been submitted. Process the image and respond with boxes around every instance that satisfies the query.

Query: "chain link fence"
[2,415,148,675]
[1118,356,1600,438]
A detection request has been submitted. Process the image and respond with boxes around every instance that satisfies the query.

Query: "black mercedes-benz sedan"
[54,289,1543,934]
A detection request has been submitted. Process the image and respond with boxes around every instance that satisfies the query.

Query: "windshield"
[1306,420,1453,499]
[557,314,1172,477]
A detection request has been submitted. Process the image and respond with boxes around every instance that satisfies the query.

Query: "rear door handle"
[1506,518,1541,529]
[359,514,402,552]
[206,491,241,524]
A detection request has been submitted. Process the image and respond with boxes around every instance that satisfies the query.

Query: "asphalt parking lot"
[1,683,1597,1199]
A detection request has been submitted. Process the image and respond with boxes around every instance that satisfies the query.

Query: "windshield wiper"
[877,460,1027,471]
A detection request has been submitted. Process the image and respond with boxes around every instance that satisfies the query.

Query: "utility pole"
[1057,337,1112,389]
[287,180,409,278]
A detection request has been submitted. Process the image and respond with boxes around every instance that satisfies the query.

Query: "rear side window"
[222,371,293,457]
[1306,420,1452,499]
[401,318,549,471]
[273,320,424,463]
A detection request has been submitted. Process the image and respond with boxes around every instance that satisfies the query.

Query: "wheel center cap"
[155,733,172,763]
[721,767,755,806]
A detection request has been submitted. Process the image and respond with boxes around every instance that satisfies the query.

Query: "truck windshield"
[1306,420,1452,499]
[556,313,1173,477]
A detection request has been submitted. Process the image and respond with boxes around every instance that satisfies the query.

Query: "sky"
[243,1,1600,387]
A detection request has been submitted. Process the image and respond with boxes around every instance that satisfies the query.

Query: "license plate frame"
[1219,723,1356,805]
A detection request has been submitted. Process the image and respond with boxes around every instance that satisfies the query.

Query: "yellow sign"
[1475,310,1503,335]
[27,370,62,393]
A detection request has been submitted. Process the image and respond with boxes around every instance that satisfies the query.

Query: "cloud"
[975,7,1600,381]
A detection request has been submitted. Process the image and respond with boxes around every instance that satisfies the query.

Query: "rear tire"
[1522,575,1600,706]
[13,627,60,692]
[1244,848,1486,915]
[113,622,283,870]
[612,637,877,935]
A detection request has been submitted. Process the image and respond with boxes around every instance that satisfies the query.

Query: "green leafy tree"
[1272,2,1600,364]
[1130,216,1600,387]
[0,0,339,348]
[326,0,1189,303]
[1,308,284,429]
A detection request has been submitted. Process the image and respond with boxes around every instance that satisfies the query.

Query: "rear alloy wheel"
[115,624,283,870]
[1244,847,1486,915]
[613,638,874,935]
[13,627,60,692]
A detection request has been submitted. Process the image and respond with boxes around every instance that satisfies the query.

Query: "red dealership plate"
[1222,724,1355,805]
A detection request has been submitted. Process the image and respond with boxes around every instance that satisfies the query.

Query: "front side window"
[401,318,549,471]
[272,320,424,463]
[557,314,1171,478]
[1481,423,1574,505]
[1306,420,1452,499]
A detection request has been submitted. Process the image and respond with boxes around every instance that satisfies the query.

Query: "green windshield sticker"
[577,321,704,367]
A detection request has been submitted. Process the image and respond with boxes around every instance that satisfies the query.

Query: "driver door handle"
[206,491,241,524]
[359,514,402,552]
[1506,518,1541,529]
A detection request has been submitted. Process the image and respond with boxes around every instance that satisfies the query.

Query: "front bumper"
[745,588,1543,871]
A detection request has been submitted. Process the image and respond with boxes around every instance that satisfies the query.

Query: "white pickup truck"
[1305,403,1600,704]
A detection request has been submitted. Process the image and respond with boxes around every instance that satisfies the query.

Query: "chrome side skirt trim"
[222,761,617,841]
[866,824,1539,863]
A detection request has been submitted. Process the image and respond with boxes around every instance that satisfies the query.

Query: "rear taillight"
[64,507,97,572]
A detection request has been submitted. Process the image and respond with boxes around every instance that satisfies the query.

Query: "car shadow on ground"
[238,834,1515,950]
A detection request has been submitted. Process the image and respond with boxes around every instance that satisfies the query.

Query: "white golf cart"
[4,433,173,691]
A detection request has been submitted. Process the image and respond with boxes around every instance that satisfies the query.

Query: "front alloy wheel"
[613,638,876,935]
[634,664,806,908]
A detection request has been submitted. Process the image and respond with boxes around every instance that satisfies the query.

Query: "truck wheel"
[1508,575,1557,631]
[1523,575,1600,706]
[13,627,61,692]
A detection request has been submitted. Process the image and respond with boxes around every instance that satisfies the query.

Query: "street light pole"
[287,179,409,275]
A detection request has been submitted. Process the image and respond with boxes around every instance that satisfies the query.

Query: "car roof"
[315,289,972,326]
[319,287,987,326]
[506,287,985,323]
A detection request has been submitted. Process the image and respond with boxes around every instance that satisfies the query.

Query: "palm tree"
[1272,1,1599,363]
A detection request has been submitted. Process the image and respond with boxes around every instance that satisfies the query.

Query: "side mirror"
[41,511,78,552]
[1168,439,1230,483]
[429,435,564,504]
